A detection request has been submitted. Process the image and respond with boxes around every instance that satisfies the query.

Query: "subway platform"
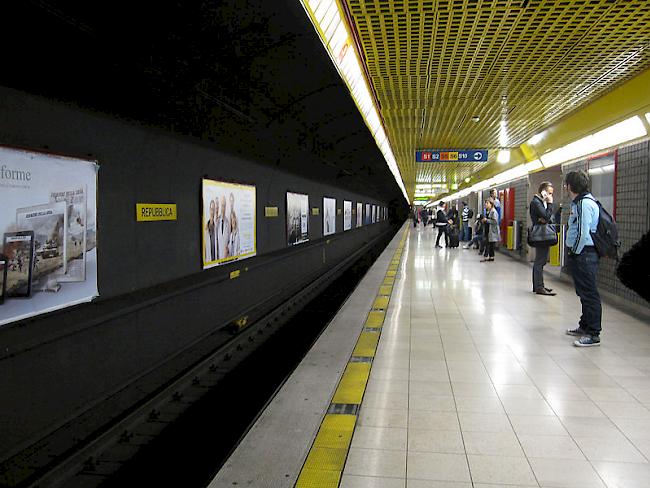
[210,223,650,488]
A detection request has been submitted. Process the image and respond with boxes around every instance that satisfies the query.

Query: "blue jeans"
[567,248,602,337]
[461,222,469,241]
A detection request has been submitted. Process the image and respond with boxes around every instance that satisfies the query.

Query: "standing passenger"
[564,170,602,347]
[435,202,449,248]
[460,202,470,241]
[481,198,500,262]
[530,182,562,295]
[490,189,502,223]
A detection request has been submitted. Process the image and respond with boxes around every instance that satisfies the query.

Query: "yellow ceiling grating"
[343,0,650,199]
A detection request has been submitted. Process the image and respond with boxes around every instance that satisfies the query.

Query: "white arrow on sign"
[474,152,483,160]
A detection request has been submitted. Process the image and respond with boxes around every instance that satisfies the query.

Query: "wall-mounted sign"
[416,149,488,163]
[312,207,319,216]
[264,206,279,218]
[136,203,177,221]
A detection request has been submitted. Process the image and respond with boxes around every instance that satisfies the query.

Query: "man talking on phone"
[529,182,562,295]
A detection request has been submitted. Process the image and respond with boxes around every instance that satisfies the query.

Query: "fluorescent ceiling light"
[646,112,650,124]
[588,163,615,175]
[499,121,509,147]
[497,150,510,164]
[591,116,646,151]
[300,0,409,202]
[528,132,545,146]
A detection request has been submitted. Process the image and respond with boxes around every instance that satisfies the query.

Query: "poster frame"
[201,178,257,270]
[0,143,99,327]
[285,190,310,247]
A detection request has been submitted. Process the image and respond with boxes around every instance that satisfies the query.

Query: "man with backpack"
[564,170,603,347]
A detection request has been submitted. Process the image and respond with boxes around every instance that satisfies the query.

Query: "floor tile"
[518,434,585,460]
[529,458,605,487]
[463,430,524,456]
[340,474,406,488]
[408,411,460,431]
[358,408,408,428]
[406,452,471,482]
[458,413,513,433]
[344,448,406,478]
[351,426,408,451]
[593,460,650,488]
[573,435,648,463]
[407,429,465,454]
[467,455,537,485]
[509,414,569,436]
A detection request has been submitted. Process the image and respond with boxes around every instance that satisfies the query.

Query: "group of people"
[410,171,650,349]
[205,193,240,262]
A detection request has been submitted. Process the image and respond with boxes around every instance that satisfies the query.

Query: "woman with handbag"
[529,182,562,295]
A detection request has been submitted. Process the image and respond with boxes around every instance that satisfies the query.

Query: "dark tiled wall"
[562,140,650,310]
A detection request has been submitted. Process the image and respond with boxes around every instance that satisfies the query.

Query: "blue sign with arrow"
[416,150,488,163]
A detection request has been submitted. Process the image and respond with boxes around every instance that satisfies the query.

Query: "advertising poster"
[372,205,377,223]
[356,202,362,228]
[323,197,336,236]
[343,200,352,231]
[365,203,371,225]
[0,145,98,327]
[202,179,256,269]
[286,191,309,246]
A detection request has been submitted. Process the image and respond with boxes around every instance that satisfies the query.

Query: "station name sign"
[416,149,488,163]
[136,203,177,221]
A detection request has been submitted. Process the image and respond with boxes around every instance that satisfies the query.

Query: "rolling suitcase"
[448,228,460,248]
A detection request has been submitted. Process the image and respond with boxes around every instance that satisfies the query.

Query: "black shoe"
[566,327,587,336]
[435,245,442,248]
[545,287,553,293]
[535,288,556,296]
[574,336,601,347]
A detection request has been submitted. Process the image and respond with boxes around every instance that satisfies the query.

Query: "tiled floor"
[341,226,650,488]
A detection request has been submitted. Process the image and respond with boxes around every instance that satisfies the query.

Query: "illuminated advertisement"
[287,191,309,246]
[202,179,256,269]
[0,145,98,327]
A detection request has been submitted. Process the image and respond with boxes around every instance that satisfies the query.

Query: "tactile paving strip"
[295,230,408,488]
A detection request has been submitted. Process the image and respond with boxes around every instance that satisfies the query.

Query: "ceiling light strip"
[299,0,409,202]
[443,115,647,203]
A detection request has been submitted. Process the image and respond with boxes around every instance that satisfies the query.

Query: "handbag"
[527,223,558,247]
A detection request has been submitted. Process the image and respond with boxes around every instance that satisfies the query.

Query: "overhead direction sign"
[416,149,488,163]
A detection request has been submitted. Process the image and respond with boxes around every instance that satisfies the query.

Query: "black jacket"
[530,195,560,225]
[446,208,459,226]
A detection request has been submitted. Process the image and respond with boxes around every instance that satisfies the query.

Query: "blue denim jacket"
[566,193,599,254]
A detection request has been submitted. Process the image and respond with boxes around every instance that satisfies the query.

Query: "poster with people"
[202,179,256,269]
[0,145,98,327]
[286,191,309,246]
[343,201,352,231]
[356,202,362,227]
[323,197,336,236]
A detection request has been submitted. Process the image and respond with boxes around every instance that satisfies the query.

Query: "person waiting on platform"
[421,207,429,227]
[460,202,472,241]
[530,182,562,296]
[435,202,449,248]
[481,198,500,262]
[564,170,602,347]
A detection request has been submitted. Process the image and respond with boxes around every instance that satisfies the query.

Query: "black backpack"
[578,195,621,260]
[467,209,474,219]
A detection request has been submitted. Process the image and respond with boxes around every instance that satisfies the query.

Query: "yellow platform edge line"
[294,230,408,487]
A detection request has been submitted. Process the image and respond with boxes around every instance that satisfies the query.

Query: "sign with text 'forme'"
[416,150,488,163]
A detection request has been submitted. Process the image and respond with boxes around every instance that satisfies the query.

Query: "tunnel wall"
[0,86,398,464]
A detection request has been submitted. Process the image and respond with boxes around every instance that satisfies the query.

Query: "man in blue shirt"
[564,170,602,347]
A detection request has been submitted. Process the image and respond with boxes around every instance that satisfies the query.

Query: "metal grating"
[344,0,650,199]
